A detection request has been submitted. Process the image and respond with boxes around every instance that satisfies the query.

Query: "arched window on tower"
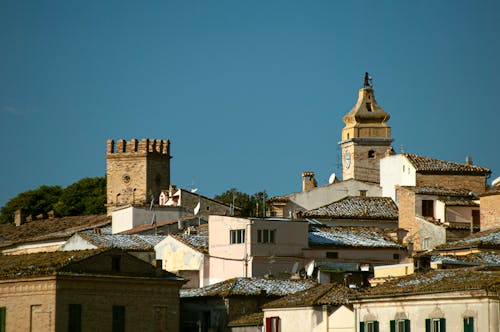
[368,150,375,158]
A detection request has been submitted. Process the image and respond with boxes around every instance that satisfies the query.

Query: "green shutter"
[425,318,431,332]
[374,321,379,332]
[360,321,365,332]
[464,317,474,332]
[404,319,410,332]
[439,318,446,332]
[390,320,395,332]
[0,307,5,332]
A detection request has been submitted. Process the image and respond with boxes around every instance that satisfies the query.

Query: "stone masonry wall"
[416,174,487,194]
[480,193,500,231]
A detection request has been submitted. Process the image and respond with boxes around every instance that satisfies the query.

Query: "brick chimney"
[302,172,317,191]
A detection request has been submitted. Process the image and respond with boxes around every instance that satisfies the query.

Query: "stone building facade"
[339,77,393,184]
[106,138,171,214]
[0,249,184,332]
[480,184,500,231]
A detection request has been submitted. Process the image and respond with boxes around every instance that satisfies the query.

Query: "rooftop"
[436,227,500,250]
[180,277,315,298]
[262,283,351,309]
[0,214,111,248]
[403,153,491,175]
[77,231,165,250]
[399,186,478,197]
[308,226,401,248]
[170,233,208,254]
[302,196,398,220]
[356,266,500,298]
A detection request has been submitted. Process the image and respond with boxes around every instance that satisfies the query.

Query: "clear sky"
[1,1,499,208]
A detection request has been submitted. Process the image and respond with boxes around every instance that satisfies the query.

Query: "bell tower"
[339,73,393,183]
[106,138,171,214]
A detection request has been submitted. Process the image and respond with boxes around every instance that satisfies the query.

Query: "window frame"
[68,304,82,332]
[265,316,280,332]
[257,229,276,244]
[422,200,434,218]
[230,229,245,244]
[112,305,125,332]
[0,306,5,332]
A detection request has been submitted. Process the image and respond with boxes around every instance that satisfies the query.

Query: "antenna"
[328,173,336,184]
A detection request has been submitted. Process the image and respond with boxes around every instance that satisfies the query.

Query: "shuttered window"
[425,318,445,332]
[463,317,474,332]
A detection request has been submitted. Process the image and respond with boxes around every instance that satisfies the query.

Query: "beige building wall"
[354,291,499,332]
[480,190,500,231]
[264,305,354,332]
[304,247,405,264]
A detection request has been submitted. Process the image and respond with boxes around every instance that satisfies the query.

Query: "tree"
[53,177,106,216]
[214,188,269,217]
[0,185,63,223]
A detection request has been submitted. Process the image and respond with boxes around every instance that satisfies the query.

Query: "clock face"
[345,151,351,169]
[122,174,131,184]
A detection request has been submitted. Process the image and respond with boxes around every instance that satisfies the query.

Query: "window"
[257,229,276,243]
[360,321,379,332]
[422,200,434,217]
[463,317,474,332]
[366,102,372,112]
[393,253,400,260]
[112,256,121,272]
[472,210,480,226]
[368,150,375,158]
[425,318,446,332]
[390,319,410,332]
[423,237,430,250]
[0,306,5,332]
[265,316,280,332]
[112,305,125,332]
[68,304,81,332]
[230,229,245,244]
[326,252,339,259]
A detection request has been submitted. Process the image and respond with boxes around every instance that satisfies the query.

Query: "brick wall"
[416,174,487,193]
[397,188,417,245]
[480,192,500,231]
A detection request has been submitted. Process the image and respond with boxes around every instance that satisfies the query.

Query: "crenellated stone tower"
[106,138,171,214]
[339,73,393,183]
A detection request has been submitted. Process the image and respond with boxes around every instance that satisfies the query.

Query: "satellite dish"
[328,173,336,184]
[194,202,200,215]
[291,262,299,274]
[305,260,315,277]
[492,176,500,187]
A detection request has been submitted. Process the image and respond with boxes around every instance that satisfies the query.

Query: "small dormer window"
[368,150,375,158]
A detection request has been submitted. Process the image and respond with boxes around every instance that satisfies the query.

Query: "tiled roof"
[78,231,165,250]
[308,226,401,248]
[262,283,351,309]
[0,249,103,279]
[436,227,500,250]
[302,196,398,220]
[227,312,264,327]
[0,214,110,246]
[431,251,500,267]
[400,186,477,197]
[356,266,500,297]
[180,277,315,298]
[170,233,208,254]
[404,153,491,175]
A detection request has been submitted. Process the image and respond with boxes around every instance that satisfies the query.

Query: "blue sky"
[1,1,499,208]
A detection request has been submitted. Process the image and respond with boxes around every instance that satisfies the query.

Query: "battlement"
[107,138,170,156]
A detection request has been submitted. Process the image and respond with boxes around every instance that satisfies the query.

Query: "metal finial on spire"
[363,72,373,88]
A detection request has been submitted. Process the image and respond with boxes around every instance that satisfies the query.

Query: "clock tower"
[106,138,171,214]
[339,74,393,183]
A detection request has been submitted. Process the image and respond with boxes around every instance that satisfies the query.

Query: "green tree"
[0,185,63,223]
[214,188,269,217]
[53,177,106,216]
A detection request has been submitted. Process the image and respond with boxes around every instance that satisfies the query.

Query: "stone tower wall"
[106,138,170,214]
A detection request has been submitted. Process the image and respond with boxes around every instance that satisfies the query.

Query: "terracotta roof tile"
[356,266,500,297]
[308,226,401,248]
[436,227,500,250]
[171,233,208,254]
[227,312,264,327]
[180,277,315,298]
[78,231,165,250]
[303,197,398,220]
[404,153,491,175]
[262,283,351,308]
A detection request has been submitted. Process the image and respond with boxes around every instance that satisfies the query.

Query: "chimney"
[465,156,473,165]
[302,172,317,191]
[14,209,23,226]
